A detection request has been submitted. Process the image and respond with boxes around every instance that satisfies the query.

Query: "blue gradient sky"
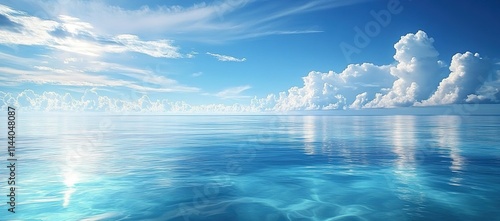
[0,0,499,112]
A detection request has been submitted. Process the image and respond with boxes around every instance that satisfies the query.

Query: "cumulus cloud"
[206,52,246,62]
[419,52,494,105]
[349,92,368,110]
[249,62,394,111]
[465,74,500,103]
[249,30,498,111]
[2,30,498,113]
[364,30,447,108]
[247,30,459,111]
[251,31,500,111]
[0,89,258,113]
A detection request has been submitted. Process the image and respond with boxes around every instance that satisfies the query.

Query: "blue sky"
[0,0,499,112]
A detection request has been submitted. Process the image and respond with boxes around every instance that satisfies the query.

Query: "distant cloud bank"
[251,30,499,111]
[1,30,499,112]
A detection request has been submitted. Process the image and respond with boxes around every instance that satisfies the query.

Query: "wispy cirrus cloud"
[206,52,246,62]
[0,13,21,31]
[215,85,252,99]
[0,65,200,93]
[0,49,199,93]
[0,4,183,58]
[192,72,203,77]
[0,66,128,87]
[200,85,252,100]
[22,0,367,42]
[0,3,201,94]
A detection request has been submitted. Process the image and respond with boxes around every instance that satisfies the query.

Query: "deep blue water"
[2,114,500,221]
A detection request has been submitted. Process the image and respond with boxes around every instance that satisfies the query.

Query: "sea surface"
[2,114,500,221]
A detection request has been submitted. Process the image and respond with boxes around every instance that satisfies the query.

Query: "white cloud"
[364,30,447,108]
[0,66,127,87]
[249,63,394,111]
[34,0,248,35]
[465,70,500,103]
[0,8,59,46]
[249,30,498,111]
[113,34,181,58]
[21,0,369,42]
[349,92,368,110]
[1,89,258,113]
[63,57,78,64]
[186,51,199,58]
[206,52,246,62]
[0,4,182,58]
[214,85,252,99]
[419,52,494,105]
[2,30,499,113]
[192,72,203,77]
[57,15,95,36]
[0,38,198,93]
[0,61,199,93]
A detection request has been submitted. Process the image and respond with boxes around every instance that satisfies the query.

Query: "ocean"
[2,114,500,220]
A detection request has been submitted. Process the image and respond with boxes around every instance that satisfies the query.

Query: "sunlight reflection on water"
[3,114,500,220]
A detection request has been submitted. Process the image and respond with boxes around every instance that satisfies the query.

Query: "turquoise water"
[2,114,500,220]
